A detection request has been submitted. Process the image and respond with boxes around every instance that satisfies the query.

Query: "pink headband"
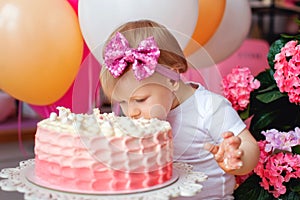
[104,32,180,81]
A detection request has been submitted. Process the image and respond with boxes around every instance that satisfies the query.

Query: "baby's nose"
[128,107,141,119]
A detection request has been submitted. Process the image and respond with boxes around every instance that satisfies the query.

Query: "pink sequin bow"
[104,32,160,81]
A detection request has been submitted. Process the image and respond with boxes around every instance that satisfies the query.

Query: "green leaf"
[294,18,300,26]
[256,90,286,103]
[267,38,289,70]
[234,174,273,200]
[256,84,278,94]
[249,98,300,140]
[289,178,300,193]
[292,145,300,155]
[280,34,299,39]
[239,105,250,120]
[254,69,276,90]
[252,110,280,131]
[282,191,300,200]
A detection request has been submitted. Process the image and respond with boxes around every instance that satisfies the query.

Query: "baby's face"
[111,71,176,120]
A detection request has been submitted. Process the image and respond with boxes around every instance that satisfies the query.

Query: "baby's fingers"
[222,131,234,139]
[204,143,219,155]
[224,135,241,152]
[204,143,226,162]
[232,149,243,159]
[224,157,243,170]
[224,150,243,169]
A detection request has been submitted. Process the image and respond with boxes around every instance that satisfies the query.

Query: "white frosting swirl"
[38,107,171,138]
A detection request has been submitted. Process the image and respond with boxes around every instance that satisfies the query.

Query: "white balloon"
[187,0,252,68]
[78,0,198,63]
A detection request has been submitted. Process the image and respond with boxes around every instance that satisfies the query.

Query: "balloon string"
[50,104,56,116]
[43,105,50,118]
[18,102,28,157]
[88,57,93,113]
[94,80,101,108]
[44,104,56,117]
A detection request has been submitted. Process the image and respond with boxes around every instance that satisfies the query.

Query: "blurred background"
[0,0,299,198]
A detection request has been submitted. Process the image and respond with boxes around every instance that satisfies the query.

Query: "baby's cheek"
[149,104,168,120]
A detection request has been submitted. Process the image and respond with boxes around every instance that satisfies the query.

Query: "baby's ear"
[166,65,180,92]
[167,78,179,92]
[171,63,183,73]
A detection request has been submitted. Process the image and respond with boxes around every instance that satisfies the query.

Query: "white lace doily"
[0,159,207,200]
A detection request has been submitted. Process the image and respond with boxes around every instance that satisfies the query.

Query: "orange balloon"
[0,0,83,105]
[184,0,225,56]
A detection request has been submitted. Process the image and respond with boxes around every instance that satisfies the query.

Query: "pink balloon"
[29,0,101,118]
[72,52,101,114]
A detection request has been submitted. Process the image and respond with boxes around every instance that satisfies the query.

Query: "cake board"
[0,159,207,200]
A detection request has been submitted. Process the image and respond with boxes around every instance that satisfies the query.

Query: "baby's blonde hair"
[100,19,188,100]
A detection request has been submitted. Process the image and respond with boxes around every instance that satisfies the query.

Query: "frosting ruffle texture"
[34,107,173,191]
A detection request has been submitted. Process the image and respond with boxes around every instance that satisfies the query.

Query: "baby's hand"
[204,132,243,172]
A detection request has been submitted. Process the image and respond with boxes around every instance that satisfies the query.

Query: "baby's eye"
[135,98,146,103]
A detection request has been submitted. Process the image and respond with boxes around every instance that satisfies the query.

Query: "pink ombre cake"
[34,107,173,192]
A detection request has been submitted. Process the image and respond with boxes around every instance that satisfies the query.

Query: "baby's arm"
[205,129,260,175]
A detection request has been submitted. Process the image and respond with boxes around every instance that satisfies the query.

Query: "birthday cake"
[34,107,173,192]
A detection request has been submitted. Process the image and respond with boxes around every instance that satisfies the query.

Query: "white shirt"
[167,83,246,200]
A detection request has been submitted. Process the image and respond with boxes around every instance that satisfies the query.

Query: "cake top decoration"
[38,107,171,137]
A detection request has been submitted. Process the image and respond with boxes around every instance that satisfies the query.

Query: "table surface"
[0,140,34,200]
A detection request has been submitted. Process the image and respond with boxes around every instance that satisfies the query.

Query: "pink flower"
[222,66,260,111]
[253,137,300,198]
[274,40,300,104]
